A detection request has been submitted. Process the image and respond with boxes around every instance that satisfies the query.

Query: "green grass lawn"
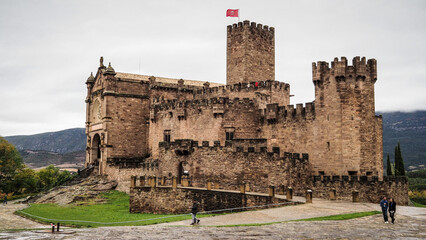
[411,200,426,208]
[16,191,209,227]
[291,211,381,222]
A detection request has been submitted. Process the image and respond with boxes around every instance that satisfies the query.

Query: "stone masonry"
[84,20,408,205]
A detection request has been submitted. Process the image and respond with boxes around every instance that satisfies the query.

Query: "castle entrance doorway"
[91,134,101,166]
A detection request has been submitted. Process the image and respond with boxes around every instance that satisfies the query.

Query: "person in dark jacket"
[380,196,389,223]
[3,195,7,205]
[388,198,397,224]
[190,200,200,225]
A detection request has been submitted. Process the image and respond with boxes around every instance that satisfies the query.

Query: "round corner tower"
[226,20,275,85]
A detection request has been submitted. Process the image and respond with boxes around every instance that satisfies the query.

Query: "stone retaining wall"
[311,176,409,205]
[130,186,291,214]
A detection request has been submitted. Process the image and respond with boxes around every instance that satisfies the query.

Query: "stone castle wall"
[156,140,311,194]
[149,98,260,158]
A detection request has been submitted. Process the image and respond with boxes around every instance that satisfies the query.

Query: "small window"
[348,171,358,176]
[366,171,373,176]
[226,131,234,141]
[319,171,325,175]
[163,130,171,143]
[327,142,330,151]
[248,147,255,152]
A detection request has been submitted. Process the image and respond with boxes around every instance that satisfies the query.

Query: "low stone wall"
[311,176,409,205]
[104,166,145,193]
[130,186,291,214]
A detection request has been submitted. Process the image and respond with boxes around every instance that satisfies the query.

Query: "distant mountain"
[378,111,426,171]
[19,150,85,169]
[5,128,86,154]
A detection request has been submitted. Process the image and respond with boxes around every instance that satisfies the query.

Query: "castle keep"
[84,20,408,205]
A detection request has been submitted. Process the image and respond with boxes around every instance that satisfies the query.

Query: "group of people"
[380,197,397,224]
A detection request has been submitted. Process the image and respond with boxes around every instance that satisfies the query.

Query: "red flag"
[226,9,239,17]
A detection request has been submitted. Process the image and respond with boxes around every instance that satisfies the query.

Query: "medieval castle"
[84,20,408,206]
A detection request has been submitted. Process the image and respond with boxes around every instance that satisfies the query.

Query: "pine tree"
[386,154,392,176]
[394,142,406,176]
[394,145,400,175]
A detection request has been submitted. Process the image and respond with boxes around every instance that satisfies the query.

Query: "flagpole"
[238,9,240,22]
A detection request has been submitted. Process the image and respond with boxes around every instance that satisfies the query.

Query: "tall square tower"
[226,20,275,85]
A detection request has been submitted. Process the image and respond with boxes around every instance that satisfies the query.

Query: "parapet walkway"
[161,197,426,226]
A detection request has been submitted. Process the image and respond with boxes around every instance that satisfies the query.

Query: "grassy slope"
[16,191,195,227]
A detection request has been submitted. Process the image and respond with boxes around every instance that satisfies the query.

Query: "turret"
[312,56,377,107]
[311,56,382,178]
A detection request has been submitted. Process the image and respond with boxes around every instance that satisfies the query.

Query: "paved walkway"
[1,198,425,239]
[162,197,426,226]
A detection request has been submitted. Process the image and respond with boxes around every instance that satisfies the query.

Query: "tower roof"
[86,72,95,84]
[105,62,116,75]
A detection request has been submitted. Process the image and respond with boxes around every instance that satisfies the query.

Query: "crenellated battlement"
[151,97,256,113]
[227,20,274,37]
[193,80,289,97]
[158,139,308,161]
[260,102,315,123]
[312,175,407,184]
[312,56,377,85]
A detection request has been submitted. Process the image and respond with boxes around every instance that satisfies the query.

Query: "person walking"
[389,198,397,224]
[380,196,389,223]
[3,194,7,205]
[190,200,200,225]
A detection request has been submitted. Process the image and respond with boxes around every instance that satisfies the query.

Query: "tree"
[386,154,393,176]
[394,142,406,176]
[12,168,38,194]
[36,165,73,190]
[37,165,60,189]
[0,137,24,193]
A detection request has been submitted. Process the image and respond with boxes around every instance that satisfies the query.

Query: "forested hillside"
[379,111,426,170]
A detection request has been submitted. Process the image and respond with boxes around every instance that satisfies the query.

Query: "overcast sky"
[1,0,425,136]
